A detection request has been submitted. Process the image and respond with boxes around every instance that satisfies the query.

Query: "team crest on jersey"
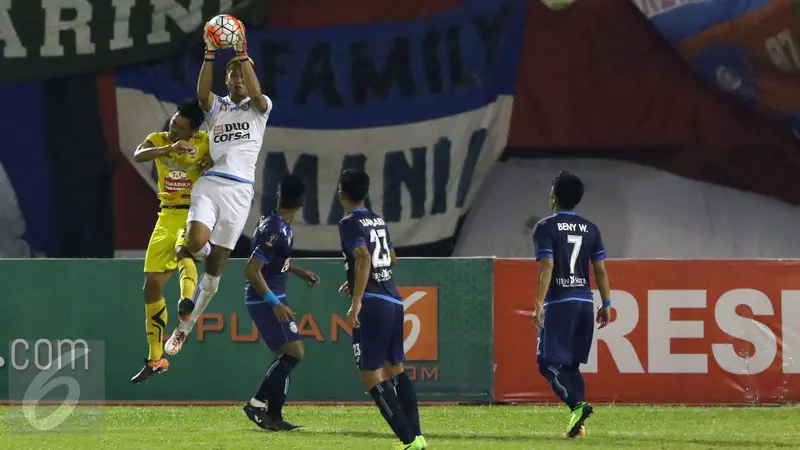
[279,223,293,246]
[218,98,252,113]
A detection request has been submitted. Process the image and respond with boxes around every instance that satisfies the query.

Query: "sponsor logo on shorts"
[398,287,438,361]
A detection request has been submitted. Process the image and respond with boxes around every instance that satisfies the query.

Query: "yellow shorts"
[143,208,189,273]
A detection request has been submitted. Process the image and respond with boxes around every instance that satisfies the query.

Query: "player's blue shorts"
[246,295,300,352]
[537,300,595,366]
[352,296,405,371]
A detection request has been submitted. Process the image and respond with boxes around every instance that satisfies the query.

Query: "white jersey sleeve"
[261,94,273,117]
[204,94,224,125]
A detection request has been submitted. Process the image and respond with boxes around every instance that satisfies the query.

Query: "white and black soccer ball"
[205,14,242,49]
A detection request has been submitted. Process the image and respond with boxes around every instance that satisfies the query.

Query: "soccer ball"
[205,14,242,49]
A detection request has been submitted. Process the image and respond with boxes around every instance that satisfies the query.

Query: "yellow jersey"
[145,131,210,206]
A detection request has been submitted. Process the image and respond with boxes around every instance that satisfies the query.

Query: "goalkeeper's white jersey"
[204,93,272,184]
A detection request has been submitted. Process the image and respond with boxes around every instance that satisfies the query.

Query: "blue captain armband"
[602,299,612,308]
[263,290,281,307]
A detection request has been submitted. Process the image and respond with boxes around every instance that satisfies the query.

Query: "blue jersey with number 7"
[532,211,606,305]
[338,207,402,301]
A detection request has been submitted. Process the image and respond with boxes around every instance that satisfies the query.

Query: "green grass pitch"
[0,404,797,449]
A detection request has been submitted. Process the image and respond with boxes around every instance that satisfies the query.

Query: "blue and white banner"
[115,0,526,251]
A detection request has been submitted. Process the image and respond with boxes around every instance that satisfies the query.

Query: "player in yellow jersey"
[130,99,213,384]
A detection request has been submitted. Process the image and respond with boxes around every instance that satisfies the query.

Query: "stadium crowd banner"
[493,259,800,404]
[0,258,493,403]
[113,0,527,252]
[632,0,800,134]
[505,0,800,211]
[0,0,265,83]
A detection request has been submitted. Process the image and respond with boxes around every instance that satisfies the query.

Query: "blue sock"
[254,354,299,420]
[538,360,579,409]
[393,372,422,436]
[369,380,415,445]
[567,363,586,405]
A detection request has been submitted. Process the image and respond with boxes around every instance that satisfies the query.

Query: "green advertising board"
[0,258,493,403]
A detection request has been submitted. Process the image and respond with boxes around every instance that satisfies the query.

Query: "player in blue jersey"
[241,174,320,431]
[532,171,612,439]
[337,169,427,450]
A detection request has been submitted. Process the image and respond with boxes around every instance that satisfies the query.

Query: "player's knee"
[186,221,210,248]
[184,235,204,254]
[176,246,192,261]
[359,369,383,390]
[282,342,304,361]
[537,360,557,380]
[143,276,163,303]
[385,363,404,379]
[205,248,230,277]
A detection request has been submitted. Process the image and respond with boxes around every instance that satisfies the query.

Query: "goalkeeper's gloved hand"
[203,26,217,61]
[234,20,248,60]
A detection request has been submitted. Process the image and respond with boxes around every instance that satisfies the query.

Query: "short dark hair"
[552,170,584,210]
[339,169,370,203]
[176,98,205,130]
[278,174,306,209]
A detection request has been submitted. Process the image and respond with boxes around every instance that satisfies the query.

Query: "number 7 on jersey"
[567,234,582,275]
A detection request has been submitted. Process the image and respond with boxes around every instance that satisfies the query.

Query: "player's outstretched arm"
[134,138,189,162]
[390,249,397,266]
[198,29,217,112]
[289,263,320,287]
[234,27,268,113]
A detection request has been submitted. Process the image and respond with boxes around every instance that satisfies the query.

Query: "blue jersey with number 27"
[339,207,401,302]
[533,211,606,305]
